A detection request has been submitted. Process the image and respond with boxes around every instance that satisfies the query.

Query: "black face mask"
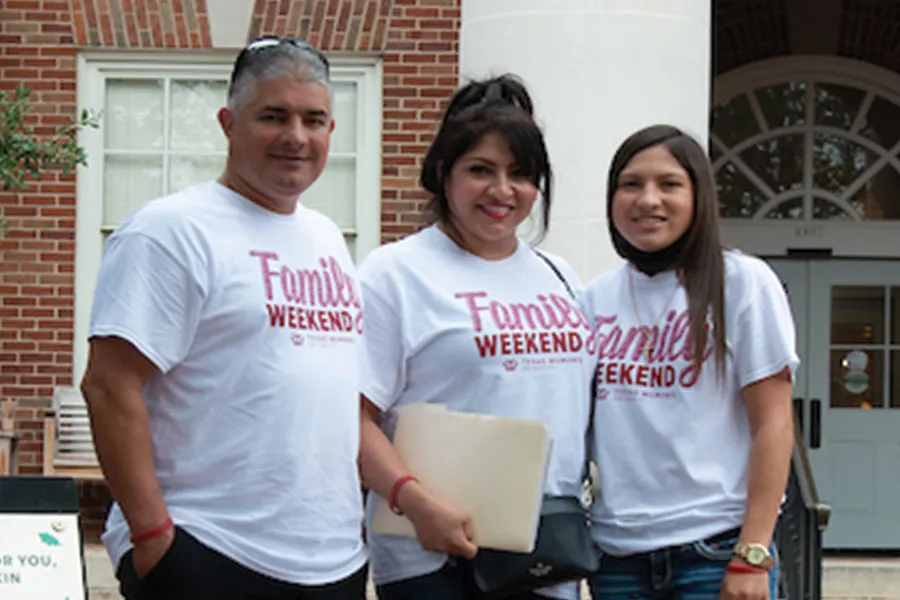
[611,228,688,277]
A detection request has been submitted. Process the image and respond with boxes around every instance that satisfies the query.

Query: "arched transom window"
[712,59,900,221]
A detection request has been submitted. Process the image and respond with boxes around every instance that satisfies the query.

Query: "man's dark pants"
[116,526,368,600]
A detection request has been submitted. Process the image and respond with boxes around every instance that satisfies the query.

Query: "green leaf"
[39,532,61,546]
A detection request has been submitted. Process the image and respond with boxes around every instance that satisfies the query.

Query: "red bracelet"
[129,516,174,545]
[726,563,768,575]
[388,475,419,515]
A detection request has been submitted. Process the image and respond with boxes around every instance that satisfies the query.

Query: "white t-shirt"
[89,181,366,585]
[359,225,595,599]
[580,250,799,556]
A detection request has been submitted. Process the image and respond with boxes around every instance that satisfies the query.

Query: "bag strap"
[532,249,596,486]
[533,249,576,299]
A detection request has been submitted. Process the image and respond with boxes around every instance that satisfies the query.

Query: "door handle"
[809,398,821,449]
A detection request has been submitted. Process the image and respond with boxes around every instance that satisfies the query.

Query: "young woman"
[357,75,594,600]
[582,125,797,600]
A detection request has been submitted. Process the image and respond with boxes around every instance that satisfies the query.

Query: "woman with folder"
[357,75,595,600]
[580,125,797,600]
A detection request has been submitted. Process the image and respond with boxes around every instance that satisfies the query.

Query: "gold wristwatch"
[732,542,775,569]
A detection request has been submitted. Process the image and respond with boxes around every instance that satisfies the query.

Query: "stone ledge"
[823,559,900,597]
[14,397,53,410]
[826,597,897,600]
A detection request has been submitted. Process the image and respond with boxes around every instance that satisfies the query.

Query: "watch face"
[747,546,767,565]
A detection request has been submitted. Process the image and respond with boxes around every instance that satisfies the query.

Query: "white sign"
[0,513,84,599]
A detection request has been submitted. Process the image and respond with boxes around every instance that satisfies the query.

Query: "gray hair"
[227,39,331,117]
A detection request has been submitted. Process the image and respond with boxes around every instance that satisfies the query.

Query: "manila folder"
[370,403,552,553]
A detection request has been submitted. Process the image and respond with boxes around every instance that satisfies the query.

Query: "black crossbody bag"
[469,251,600,598]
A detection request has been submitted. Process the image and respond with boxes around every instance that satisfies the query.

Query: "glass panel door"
[808,261,900,548]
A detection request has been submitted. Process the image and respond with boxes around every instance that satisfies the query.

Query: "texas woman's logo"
[455,291,591,366]
[250,251,363,345]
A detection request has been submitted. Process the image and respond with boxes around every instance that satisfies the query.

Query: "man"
[81,37,367,600]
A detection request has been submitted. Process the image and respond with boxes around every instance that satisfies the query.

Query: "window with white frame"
[711,61,900,221]
[74,54,381,381]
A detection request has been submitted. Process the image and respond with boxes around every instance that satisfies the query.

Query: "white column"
[460,0,711,281]
[207,0,256,48]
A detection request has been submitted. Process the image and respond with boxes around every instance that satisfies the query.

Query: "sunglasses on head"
[230,35,331,88]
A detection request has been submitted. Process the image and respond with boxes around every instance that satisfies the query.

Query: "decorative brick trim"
[72,0,212,48]
[247,0,393,52]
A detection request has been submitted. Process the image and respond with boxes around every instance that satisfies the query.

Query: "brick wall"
[379,1,460,241]
[1,0,459,543]
[0,0,80,473]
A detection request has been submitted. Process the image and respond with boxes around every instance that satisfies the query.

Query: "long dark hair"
[420,74,553,243]
[607,125,727,379]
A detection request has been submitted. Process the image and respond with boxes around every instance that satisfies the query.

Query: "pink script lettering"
[250,251,361,309]
[592,310,714,387]
[454,291,591,333]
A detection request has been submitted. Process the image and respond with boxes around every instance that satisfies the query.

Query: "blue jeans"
[588,529,778,600]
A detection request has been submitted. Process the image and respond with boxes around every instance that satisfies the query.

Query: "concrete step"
[85,546,900,600]
[84,546,118,600]
[823,558,900,600]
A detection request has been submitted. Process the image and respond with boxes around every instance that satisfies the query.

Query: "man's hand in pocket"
[132,526,176,579]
